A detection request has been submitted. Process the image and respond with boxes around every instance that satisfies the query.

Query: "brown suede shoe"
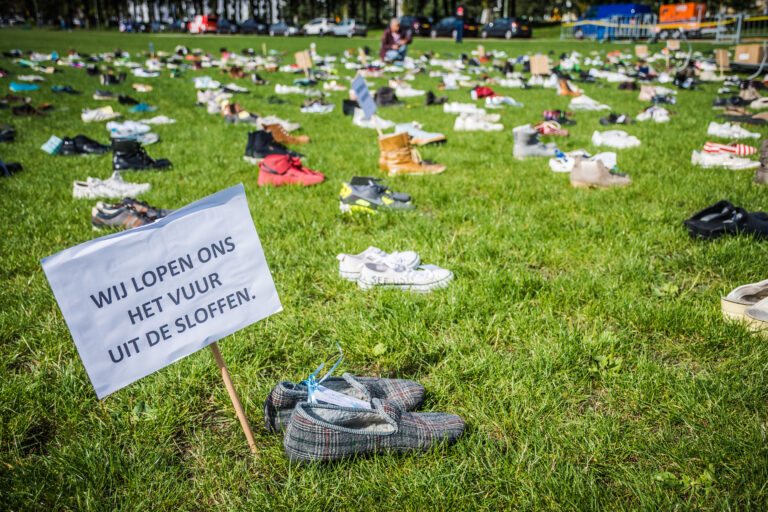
[570,156,632,189]
[378,132,446,176]
[558,78,580,97]
[264,123,309,145]
[755,139,768,185]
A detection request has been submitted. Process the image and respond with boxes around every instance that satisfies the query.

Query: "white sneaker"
[337,247,420,281]
[636,106,670,123]
[443,102,486,115]
[750,97,768,109]
[394,85,425,97]
[691,150,759,170]
[221,82,249,93]
[569,95,610,111]
[358,263,454,292]
[194,76,220,89]
[133,68,160,78]
[259,116,300,132]
[107,120,152,138]
[591,130,641,149]
[140,115,176,125]
[454,113,503,131]
[73,172,150,199]
[485,96,522,107]
[707,121,760,139]
[323,81,346,91]
[548,150,616,173]
[81,106,121,122]
[353,108,394,129]
[275,84,304,94]
[301,102,335,114]
[499,78,525,88]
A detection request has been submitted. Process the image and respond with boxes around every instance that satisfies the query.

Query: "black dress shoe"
[61,134,111,155]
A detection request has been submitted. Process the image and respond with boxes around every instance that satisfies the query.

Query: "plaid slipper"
[263,373,426,433]
[283,399,465,462]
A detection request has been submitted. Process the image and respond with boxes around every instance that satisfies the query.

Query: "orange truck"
[656,2,706,39]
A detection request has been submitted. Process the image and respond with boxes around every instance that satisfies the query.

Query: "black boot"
[112,138,171,171]
[244,131,303,162]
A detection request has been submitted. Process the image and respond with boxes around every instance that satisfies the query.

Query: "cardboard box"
[530,54,549,75]
[634,45,649,57]
[666,40,680,51]
[715,48,729,68]
[734,44,764,65]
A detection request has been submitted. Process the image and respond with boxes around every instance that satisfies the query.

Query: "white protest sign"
[351,74,377,119]
[42,184,282,399]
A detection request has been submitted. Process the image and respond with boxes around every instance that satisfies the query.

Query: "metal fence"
[560,13,768,43]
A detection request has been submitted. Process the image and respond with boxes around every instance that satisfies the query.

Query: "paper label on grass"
[41,184,282,399]
[314,385,372,409]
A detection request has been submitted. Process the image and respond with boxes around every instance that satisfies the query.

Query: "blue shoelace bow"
[301,343,343,403]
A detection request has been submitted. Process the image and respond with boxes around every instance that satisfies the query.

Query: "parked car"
[216,18,239,34]
[302,17,335,35]
[269,21,300,36]
[188,15,218,34]
[429,16,479,38]
[149,21,168,33]
[481,17,531,39]
[240,18,268,34]
[332,18,367,37]
[169,19,188,32]
[573,3,652,39]
[399,15,432,36]
[655,2,706,39]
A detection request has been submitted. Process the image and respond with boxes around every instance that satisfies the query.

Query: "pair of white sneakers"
[591,130,641,149]
[691,150,759,170]
[337,247,454,293]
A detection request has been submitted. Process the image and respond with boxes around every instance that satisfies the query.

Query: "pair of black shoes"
[684,200,768,240]
[713,96,751,108]
[112,139,171,171]
[425,91,448,106]
[243,131,303,162]
[61,135,111,155]
[99,72,127,85]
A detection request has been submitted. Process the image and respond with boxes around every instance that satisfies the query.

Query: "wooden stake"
[209,342,258,455]
[372,115,383,138]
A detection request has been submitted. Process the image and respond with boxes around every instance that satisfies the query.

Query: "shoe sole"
[357,273,453,293]
[339,202,376,215]
[339,270,361,281]
[410,137,447,146]
[721,297,749,321]
[243,155,264,164]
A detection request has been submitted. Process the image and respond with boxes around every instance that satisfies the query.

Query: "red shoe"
[258,154,325,187]
[534,121,569,137]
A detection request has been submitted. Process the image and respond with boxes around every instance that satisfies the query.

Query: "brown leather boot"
[264,123,310,145]
[558,78,580,97]
[755,139,768,185]
[378,132,446,176]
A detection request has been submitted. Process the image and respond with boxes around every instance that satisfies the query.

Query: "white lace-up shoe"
[454,113,503,132]
[591,130,641,149]
[353,108,394,129]
[358,263,454,292]
[337,247,420,281]
[73,172,151,199]
[691,150,759,170]
[443,102,486,115]
[707,121,760,139]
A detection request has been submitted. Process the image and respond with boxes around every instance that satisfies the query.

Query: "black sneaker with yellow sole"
[339,177,414,214]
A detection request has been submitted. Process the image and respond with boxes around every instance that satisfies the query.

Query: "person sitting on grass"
[380,18,412,63]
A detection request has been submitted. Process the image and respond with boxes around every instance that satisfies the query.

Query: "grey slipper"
[283,399,465,462]
[263,373,426,433]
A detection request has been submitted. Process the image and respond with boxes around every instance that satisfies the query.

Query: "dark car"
[480,17,531,39]
[269,21,300,36]
[399,15,432,36]
[429,16,479,38]
[216,18,239,34]
[240,18,268,34]
[169,19,187,32]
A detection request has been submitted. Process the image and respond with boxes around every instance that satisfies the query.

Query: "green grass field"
[1,29,767,510]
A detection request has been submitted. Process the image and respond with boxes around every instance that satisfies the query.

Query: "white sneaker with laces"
[485,96,522,107]
[636,106,670,123]
[569,95,611,111]
[73,172,151,199]
[353,108,394,129]
[548,150,616,173]
[454,113,503,131]
[443,102,486,115]
[358,263,454,292]
[81,106,121,122]
[337,247,420,281]
[591,130,640,149]
[394,85,425,97]
[300,102,335,114]
[691,150,759,170]
[107,120,152,137]
[222,83,249,93]
[707,121,760,139]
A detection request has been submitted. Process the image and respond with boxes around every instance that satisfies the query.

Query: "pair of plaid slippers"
[264,373,465,462]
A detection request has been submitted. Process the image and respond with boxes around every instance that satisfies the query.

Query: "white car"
[302,17,335,36]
